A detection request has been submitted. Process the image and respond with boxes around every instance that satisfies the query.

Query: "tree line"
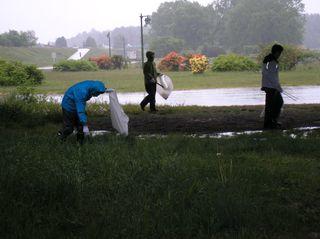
[0,30,37,47]
[149,0,307,55]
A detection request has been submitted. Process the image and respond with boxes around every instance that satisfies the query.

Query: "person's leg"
[272,91,284,122]
[264,89,275,128]
[149,83,157,111]
[75,121,84,144]
[58,108,75,140]
[140,84,151,110]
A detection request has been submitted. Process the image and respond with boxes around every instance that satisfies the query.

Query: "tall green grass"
[0,95,320,238]
[0,126,319,238]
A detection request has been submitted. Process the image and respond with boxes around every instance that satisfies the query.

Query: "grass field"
[0,46,128,67]
[0,46,77,67]
[1,112,320,238]
[0,67,319,94]
[1,96,320,238]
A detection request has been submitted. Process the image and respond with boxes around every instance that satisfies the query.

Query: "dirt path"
[91,104,320,135]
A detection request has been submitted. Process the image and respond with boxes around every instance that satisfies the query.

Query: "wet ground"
[48,86,320,106]
[91,104,320,135]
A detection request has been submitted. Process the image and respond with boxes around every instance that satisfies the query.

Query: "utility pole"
[123,36,126,59]
[107,32,111,57]
[123,36,127,68]
[140,14,151,68]
[140,14,144,68]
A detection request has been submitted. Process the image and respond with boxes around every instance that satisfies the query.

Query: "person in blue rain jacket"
[58,80,107,143]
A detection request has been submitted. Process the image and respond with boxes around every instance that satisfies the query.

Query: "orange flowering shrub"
[158,52,187,71]
[89,54,112,70]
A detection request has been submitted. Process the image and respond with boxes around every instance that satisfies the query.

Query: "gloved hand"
[105,88,114,93]
[83,125,90,136]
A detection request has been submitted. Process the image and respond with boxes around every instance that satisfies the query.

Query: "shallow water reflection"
[48,86,320,106]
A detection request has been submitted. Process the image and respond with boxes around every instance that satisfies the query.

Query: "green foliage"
[0,30,37,47]
[150,37,185,57]
[0,92,60,127]
[53,60,98,72]
[0,60,44,86]
[150,0,305,51]
[55,36,67,48]
[111,55,124,70]
[151,1,217,49]
[257,44,305,70]
[0,46,76,67]
[304,14,320,49]
[0,110,319,238]
[212,54,259,72]
[224,0,305,51]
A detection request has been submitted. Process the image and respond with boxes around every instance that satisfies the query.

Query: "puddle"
[47,86,320,107]
[90,126,320,139]
[90,130,111,137]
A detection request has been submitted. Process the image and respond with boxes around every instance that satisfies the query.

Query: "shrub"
[158,52,187,71]
[89,55,112,70]
[297,49,320,64]
[212,54,259,72]
[111,55,124,70]
[0,90,61,127]
[0,60,44,86]
[257,44,304,71]
[189,54,209,74]
[53,60,98,72]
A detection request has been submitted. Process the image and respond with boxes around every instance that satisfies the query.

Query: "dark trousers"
[59,108,84,142]
[264,88,284,127]
[140,83,156,110]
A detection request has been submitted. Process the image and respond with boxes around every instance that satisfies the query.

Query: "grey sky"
[0,0,319,43]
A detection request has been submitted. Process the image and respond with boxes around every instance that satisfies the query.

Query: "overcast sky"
[0,0,319,43]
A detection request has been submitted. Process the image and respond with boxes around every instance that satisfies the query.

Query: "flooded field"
[47,86,320,106]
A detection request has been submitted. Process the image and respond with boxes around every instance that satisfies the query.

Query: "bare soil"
[92,104,320,135]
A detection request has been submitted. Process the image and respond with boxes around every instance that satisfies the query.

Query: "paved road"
[47,86,320,106]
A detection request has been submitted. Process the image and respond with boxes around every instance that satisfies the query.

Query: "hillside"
[0,47,76,66]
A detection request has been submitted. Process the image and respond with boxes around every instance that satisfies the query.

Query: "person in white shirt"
[261,44,284,129]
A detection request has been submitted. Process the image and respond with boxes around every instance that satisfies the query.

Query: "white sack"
[109,91,129,136]
[156,75,174,100]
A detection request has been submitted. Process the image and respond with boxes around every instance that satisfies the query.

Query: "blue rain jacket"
[61,80,106,125]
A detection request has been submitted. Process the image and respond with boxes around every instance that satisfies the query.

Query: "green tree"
[55,36,67,48]
[0,30,37,47]
[224,0,305,51]
[151,0,217,49]
[83,36,97,48]
[150,37,185,57]
[304,14,320,49]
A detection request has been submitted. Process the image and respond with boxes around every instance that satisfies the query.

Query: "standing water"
[47,86,320,106]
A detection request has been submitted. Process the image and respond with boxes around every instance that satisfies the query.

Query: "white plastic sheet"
[109,91,129,136]
[156,75,174,100]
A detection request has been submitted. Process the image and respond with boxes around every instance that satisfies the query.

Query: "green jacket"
[143,61,159,84]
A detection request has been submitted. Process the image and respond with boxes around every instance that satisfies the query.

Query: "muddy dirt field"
[91,104,320,135]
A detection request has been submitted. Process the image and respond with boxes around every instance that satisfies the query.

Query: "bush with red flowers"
[157,52,187,71]
[89,55,112,70]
